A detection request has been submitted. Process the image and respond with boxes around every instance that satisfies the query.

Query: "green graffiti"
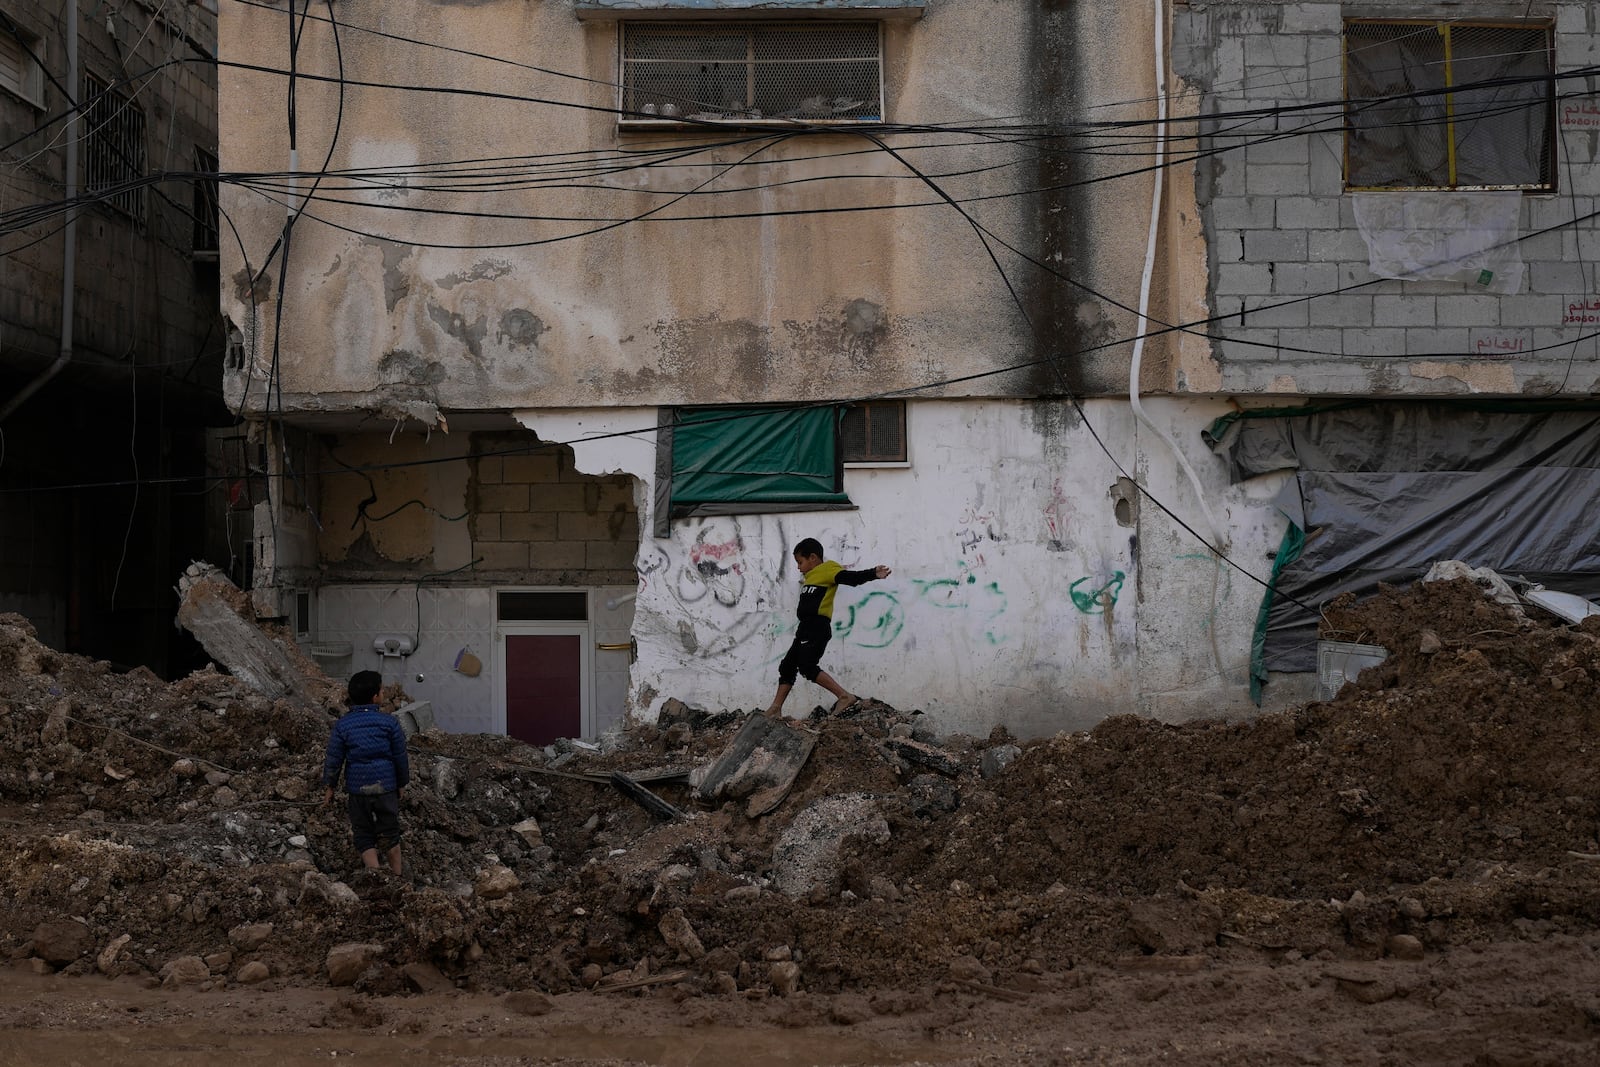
[833,590,905,648]
[1070,571,1125,615]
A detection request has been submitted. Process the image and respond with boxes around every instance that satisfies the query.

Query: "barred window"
[193,146,219,256]
[84,73,146,222]
[620,21,883,125]
[841,400,906,464]
[1344,20,1555,191]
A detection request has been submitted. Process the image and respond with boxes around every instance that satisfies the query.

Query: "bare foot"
[831,694,860,713]
[762,706,783,720]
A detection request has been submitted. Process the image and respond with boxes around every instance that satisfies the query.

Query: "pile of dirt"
[3,575,1600,1003]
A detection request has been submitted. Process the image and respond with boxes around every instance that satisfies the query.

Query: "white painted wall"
[525,398,1299,740]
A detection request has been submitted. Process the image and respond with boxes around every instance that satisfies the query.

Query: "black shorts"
[347,791,402,852]
[778,632,829,685]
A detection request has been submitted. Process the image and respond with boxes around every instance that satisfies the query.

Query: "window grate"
[0,26,43,107]
[841,400,906,463]
[1344,20,1554,191]
[84,73,147,222]
[193,147,219,256]
[621,21,882,123]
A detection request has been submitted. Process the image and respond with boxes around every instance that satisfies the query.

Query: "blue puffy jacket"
[323,705,411,795]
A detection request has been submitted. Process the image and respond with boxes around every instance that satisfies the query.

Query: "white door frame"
[492,588,594,740]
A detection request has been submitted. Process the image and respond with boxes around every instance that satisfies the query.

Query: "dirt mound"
[4,578,1600,1000]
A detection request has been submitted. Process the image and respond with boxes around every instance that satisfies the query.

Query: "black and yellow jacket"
[795,561,881,639]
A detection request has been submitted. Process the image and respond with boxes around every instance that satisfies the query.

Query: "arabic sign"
[1468,328,1531,357]
[1563,298,1600,325]
[1561,102,1600,129]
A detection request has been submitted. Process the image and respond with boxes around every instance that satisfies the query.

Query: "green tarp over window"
[653,406,852,536]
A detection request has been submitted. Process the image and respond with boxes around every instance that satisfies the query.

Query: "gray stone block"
[1216,329,1281,362]
[1216,37,1245,87]
[1279,328,1344,359]
[1341,328,1408,358]
[1436,295,1502,327]
[1276,197,1341,229]
[1242,294,1310,328]
[1533,328,1600,362]
[1272,261,1340,294]
[1245,35,1306,68]
[1280,4,1343,34]
[1213,231,1245,263]
[1527,195,1593,231]
[1409,328,1470,357]
[1248,165,1311,197]
[1557,5,1588,35]
[1466,328,1534,359]
[1529,261,1593,294]
[1246,134,1309,166]
[1213,159,1248,197]
[1308,229,1369,262]
[1245,230,1309,262]
[1501,296,1567,327]
[1216,263,1274,294]
[1210,196,1276,229]
[1210,294,1245,322]
[1307,294,1373,327]
[1520,229,1564,260]
[1373,296,1436,328]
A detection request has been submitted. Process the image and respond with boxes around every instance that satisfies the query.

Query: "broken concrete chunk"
[175,562,324,705]
[882,738,962,778]
[402,961,454,994]
[162,955,210,987]
[511,818,543,846]
[948,955,991,983]
[475,865,520,900]
[325,942,384,986]
[235,961,271,984]
[770,793,890,898]
[95,934,131,975]
[228,923,274,951]
[980,744,1022,779]
[31,920,91,966]
[657,908,706,961]
[694,714,816,817]
[769,960,801,996]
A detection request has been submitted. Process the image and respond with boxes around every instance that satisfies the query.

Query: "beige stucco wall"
[218,0,1197,418]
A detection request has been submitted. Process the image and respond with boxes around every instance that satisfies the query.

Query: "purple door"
[505,634,582,745]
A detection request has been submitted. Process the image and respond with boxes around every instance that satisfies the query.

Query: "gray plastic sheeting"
[1213,404,1600,673]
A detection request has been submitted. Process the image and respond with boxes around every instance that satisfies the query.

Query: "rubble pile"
[3,576,1600,1001]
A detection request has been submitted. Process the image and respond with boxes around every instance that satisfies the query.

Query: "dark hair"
[347,670,383,705]
[793,537,824,559]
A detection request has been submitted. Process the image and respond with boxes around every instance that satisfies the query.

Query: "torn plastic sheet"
[1352,191,1524,295]
[1212,404,1600,683]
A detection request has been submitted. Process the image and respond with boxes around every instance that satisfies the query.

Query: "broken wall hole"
[1111,477,1139,528]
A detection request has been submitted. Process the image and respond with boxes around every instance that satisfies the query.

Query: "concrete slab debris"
[175,562,326,706]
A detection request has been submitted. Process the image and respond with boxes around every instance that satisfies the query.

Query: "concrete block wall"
[1173,1,1600,395]
[469,442,640,584]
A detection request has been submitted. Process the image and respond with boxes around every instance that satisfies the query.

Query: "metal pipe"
[0,0,77,424]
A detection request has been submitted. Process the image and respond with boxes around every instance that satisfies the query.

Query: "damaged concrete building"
[0,0,228,673]
[215,0,1600,742]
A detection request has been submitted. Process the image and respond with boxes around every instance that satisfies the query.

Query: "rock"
[213,786,239,807]
[657,697,693,726]
[1418,629,1442,654]
[274,777,308,801]
[1398,897,1426,921]
[580,963,602,988]
[475,865,520,900]
[511,818,543,847]
[764,945,793,962]
[664,722,693,748]
[980,744,1022,779]
[724,885,761,902]
[299,872,360,909]
[204,951,234,972]
[171,758,199,778]
[906,774,960,819]
[434,757,465,799]
[504,990,554,1016]
[287,835,308,848]
[948,955,991,983]
[95,934,131,975]
[162,956,210,988]
[711,971,738,995]
[41,698,71,744]
[868,876,902,902]
[1021,958,1045,974]
[1386,934,1425,961]
[402,962,454,994]
[881,737,962,777]
[326,942,384,986]
[235,961,271,984]
[1126,898,1225,954]
[770,793,890,898]
[204,770,231,787]
[31,920,91,966]
[1336,975,1398,1004]
[769,960,801,996]
[22,958,51,975]
[888,723,913,738]
[658,908,706,961]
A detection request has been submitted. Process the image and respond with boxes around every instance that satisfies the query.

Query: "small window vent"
[841,400,906,463]
[621,21,883,124]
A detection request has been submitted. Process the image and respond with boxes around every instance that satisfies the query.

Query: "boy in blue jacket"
[763,537,892,720]
[323,670,410,875]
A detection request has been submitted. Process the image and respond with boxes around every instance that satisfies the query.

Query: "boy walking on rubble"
[323,670,410,875]
[763,537,892,720]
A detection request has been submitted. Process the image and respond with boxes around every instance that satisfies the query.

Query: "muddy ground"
[3,576,1600,1065]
